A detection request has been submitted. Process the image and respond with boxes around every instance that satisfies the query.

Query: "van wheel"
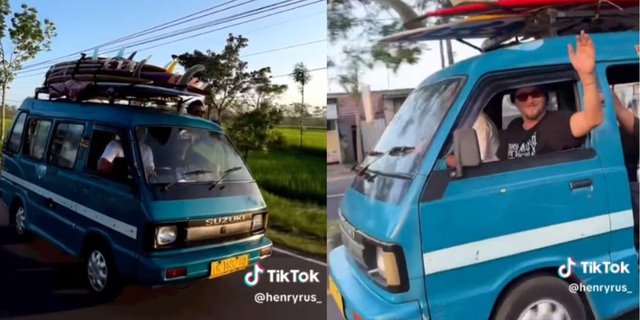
[12,204,33,241]
[494,276,587,320]
[83,243,123,301]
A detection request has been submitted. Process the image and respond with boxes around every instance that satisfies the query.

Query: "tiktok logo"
[558,257,577,279]
[244,263,265,287]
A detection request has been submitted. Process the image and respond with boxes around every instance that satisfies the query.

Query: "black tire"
[10,202,33,242]
[494,276,587,320]
[83,242,123,302]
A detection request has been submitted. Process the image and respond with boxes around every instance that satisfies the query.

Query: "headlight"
[251,214,263,231]
[156,225,177,246]
[375,247,401,287]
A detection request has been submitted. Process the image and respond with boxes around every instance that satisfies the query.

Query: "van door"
[38,121,88,254]
[18,117,54,238]
[418,70,613,319]
[75,124,141,270]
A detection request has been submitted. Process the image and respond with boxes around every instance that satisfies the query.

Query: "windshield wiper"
[352,150,384,175]
[353,146,415,175]
[388,146,415,156]
[208,167,242,191]
[184,169,215,176]
[352,145,415,180]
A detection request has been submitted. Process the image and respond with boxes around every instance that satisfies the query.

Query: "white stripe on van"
[423,210,633,275]
[1,171,138,239]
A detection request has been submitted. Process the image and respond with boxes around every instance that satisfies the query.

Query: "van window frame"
[4,111,27,154]
[47,120,86,171]
[83,122,137,185]
[441,66,595,174]
[22,117,53,162]
[422,66,600,201]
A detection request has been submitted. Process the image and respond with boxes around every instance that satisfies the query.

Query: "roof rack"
[380,1,639,52]
[35,54,209,108]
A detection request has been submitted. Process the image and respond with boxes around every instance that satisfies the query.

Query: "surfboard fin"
[91,48,99,60]
[165,58,179,73]
[178,64,205,86]
[127,51,137,61]
[116,48,125,59]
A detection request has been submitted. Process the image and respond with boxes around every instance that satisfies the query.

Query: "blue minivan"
[329,31,639,319]
[1,89,272,299]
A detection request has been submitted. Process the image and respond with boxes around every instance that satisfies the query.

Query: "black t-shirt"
[498,111,585,160]
[620,117,639,182]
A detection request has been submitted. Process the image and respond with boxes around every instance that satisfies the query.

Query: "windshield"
[365,78,463,176]
[136,126,253,185]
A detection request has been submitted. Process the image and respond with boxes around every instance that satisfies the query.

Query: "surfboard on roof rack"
[43,54,210,96]
[420,0,639,18]
[381,0,639,51]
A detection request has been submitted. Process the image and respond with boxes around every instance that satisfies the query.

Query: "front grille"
[148,211,267,250]
[184,213,260,246]
[340,218,371,269]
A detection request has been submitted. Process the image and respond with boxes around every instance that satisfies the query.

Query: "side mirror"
[452,128,481,178]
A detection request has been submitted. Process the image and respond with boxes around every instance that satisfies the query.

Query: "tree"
[226,61,286,158]
[177,34,271,123]
[291,62,311,147]
[312,105,326,118]
[0,2,55,140]
[227,103,283,159]
[328,0,456,78]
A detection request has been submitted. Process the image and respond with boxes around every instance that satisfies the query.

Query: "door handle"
[570,179,592,190]
[45,197,56,209]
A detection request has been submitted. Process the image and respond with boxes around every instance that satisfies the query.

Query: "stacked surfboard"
[40,53,208,102]
[381,0,639,51]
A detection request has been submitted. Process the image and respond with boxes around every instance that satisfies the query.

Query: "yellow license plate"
[329,276,345,318]
[210,254,250,279]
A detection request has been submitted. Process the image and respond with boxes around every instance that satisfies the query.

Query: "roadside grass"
[246,148,325,205]
[262,190,326,257]
[276,127,325,152]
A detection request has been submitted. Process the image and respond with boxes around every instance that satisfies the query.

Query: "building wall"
[328,89,412,164]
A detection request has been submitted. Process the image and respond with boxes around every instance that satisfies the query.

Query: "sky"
[6,0,327,108]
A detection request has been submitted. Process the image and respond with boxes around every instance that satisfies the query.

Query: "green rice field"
[276,127,325,151]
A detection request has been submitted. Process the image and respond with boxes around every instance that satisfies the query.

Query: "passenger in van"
[446,111,499,168]
[186,98,221,125]
[497,31,603,160]
[612,90,639,250]
[97,127,155,177]
[187,99,207,118]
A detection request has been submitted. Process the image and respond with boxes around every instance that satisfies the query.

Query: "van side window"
[86,127,132,184]
[49,122,85,169]
[24,119,52,160]
[5,112,26,153]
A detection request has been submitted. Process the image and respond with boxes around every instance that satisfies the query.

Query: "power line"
[15,0,320,76]
[18,0,255,71]
[242,39,325,57]
[14,39,326,81]
[96,0,309,54]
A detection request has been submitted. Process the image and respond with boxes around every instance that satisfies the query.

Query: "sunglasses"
[515,90,543,102]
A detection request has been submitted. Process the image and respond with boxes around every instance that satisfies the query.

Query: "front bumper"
[137,235,272,286]
[329,246,422,320]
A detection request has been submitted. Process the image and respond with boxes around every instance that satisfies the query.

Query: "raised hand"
[567,30,595,77]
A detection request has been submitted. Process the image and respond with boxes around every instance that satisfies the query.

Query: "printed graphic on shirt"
[507,131,537,159]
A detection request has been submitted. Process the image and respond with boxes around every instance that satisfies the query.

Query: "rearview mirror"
[452,128,481,178]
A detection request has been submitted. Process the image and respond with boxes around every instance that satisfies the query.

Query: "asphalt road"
[327,172,354,320]
[0,207,327,320]
[327,175,354,221]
